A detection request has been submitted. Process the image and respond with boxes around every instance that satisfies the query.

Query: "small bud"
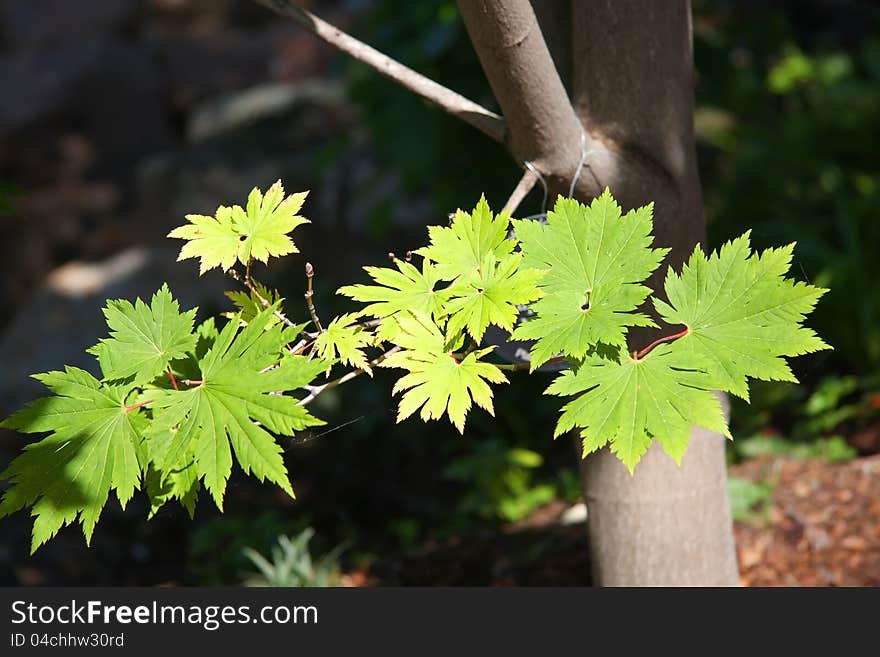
[305,262,314,277]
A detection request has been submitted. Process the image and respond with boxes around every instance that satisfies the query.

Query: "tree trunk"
[462,0,738,585]
[258,0,739,586]
[569,0,739,585]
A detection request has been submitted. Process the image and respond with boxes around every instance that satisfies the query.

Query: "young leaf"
[338,257,448,322]
[443,251,543,342]
[654,233,830,400]
[167,205,242,275]
[546,344,730,473]
[416,195,514,281]
[168,180,309,273]
[149,308,327,509]
[512,190,669,369]
[88,284,197,385]
[0,368,147,552]
[235,181,309,265]
[144,450,199,519]
[225,280,282,325]
[381,312,507,433]
[313,313,372,374]
[194,317,219,359]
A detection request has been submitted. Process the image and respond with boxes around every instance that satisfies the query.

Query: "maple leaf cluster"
[0,181,829,551]
[515,190,829,472]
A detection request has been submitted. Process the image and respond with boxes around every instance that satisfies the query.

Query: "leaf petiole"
[633,326,690,361]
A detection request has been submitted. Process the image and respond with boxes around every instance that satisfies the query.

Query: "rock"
[0,38,173,179]
[187,79,344,141]
[70,40,173,178]
[0,43,106,135]
[153,24,328,115]
[560,502,588,526]
[0,0,140,50]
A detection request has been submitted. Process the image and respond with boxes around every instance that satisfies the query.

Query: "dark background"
[0,0,878,586]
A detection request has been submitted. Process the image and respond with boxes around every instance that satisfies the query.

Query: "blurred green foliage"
[731,434,856,463]
[728,476,774,524]
[243,529,344,587]
[694,10,880,376]
[443,439,555,523]
[188,511,313,584]
[0,181,19,213]
[728,372,878,453]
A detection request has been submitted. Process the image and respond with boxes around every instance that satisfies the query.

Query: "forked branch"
[298,346,401,406]
[457,0,588,193]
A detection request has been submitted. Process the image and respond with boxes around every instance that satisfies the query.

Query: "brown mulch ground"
[366,456,880,586]
[731,455,880,586]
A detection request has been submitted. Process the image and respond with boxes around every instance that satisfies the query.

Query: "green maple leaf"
[313,313,371,374]
[654,232,830,400]
[381,312,507,432]
[444,251,543,342]
[148,308,327,508]
[235,181,309,264]
[87,284,197,385]
[546,344,730,473]
[168,205,241,274]
[512,190,669,369]
[144,448,199,519]
[338,257,448,321]
[0,367,147,552]
[224,280,282,325]
[168,180,309,274]
[416,195,514,281]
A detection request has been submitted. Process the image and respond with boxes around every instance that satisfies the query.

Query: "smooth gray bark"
[580,398,738,586]
[462,0,739,586]
[569,0,738,586]
[458,0,586,193]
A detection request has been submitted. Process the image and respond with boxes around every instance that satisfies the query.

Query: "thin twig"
[354,317,382,330]
[493,361,533,371]
[167,368,179,391]
[252,0,505,142]
[503,167,539,215]
[298,346,400,406]
[290,337,315,355]
[227,267,300,332]
[304,262,324,333]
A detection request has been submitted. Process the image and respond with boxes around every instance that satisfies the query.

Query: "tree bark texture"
[571,0,738,586]
[461,0,738,585]
[458,0,585,193]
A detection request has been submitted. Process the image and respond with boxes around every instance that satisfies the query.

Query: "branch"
[304,262,324,333]
[457,0,588,194]
[252,0,505,142]
[228,267,302,333]
[502,167,538,215]
[298,346,401,406]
